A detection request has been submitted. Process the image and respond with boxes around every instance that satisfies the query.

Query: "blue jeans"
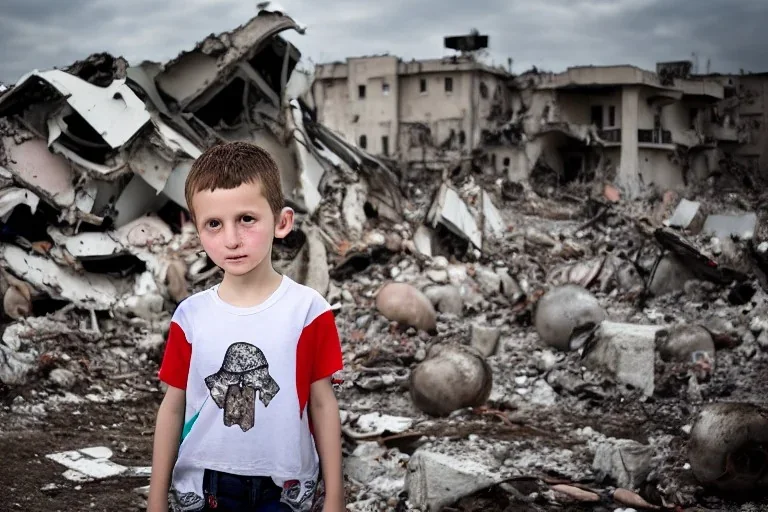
[202,469,291,511]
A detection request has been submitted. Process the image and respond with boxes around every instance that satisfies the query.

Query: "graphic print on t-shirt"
[204,342,280,432]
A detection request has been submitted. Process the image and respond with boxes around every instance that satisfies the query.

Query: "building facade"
[312,55,511,163]
[495,63,735,197]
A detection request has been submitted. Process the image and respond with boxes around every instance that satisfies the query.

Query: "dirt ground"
[2,365,768,512]
[0,393,159,511]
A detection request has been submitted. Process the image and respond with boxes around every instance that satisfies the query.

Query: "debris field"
[0,5,767,512]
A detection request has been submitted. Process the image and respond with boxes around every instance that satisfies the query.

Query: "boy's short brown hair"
[184,141,284,220]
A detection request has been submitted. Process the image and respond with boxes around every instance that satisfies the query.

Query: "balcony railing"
[638,129,672,144]
[599,128,622,143]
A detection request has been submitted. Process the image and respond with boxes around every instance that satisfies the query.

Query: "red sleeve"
[310,309,344,382]
[296,309,343,417]
[157,321,191,389]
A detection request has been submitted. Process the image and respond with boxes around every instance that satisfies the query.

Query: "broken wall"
[637,149,685,190]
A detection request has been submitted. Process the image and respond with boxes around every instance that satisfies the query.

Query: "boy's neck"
[217,262,283,308]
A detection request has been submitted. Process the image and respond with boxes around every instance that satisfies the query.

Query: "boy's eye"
[242,215,256,223]
[207,220,220,229]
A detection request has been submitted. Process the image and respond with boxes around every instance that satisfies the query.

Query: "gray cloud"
[0,0,765,84]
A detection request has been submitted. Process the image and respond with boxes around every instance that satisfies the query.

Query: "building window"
[381,136,389,156]
[445,77,453,93]
[479,82,488,99]
[358,85,366,99]
[359,135,367,149]
[609,106,616,127]
[420,78,427,93]
[591,106,604,128]
[382,83,390,96]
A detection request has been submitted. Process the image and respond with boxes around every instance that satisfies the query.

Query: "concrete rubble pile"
[2,7,768,512]
[0,6,404,387]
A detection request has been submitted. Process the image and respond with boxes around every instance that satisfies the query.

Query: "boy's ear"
[274,207,294,239]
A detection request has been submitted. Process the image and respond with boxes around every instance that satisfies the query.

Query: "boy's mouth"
[225,255,247,262]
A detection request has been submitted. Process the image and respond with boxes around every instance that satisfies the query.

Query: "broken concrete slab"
[666,198,703,231]
[345,442,409,498]
[1,132,78,211]
[423,285,463,316]
[0,343,36,385]
[470,323,502,357]
[0,187,40,221]
[593,438,653,489]
[0,70,150,149]
[406,449,503,511]
[0,244,123,310]
[702,212,758,240]
[583,321,662,396]
[481,190,505,239]
[426,183,482,249]
[46,446,150,482]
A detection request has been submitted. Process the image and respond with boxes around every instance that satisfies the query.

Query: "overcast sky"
[0,0,765,84]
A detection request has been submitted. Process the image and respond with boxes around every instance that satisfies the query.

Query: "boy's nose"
[223,226,240,248]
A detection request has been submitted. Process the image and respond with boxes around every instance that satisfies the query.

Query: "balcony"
[705,123,739,143]
[638,129,675,150]
[599,128,622,144]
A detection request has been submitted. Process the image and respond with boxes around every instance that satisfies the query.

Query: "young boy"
[147,142,345,512]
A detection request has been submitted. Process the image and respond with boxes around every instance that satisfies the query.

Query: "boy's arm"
[310,378,345,511]
[147,385,186,512]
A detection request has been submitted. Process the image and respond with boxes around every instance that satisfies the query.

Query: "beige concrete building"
[313,53,764,198]
[499,62,731,197]
[312,54,511,163]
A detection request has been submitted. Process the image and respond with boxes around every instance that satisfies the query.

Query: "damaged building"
[314,51,767,201]
[0,5,405,321]
[312,32,511,167]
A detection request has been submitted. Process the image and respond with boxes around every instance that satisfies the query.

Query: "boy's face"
[191,181,293,277]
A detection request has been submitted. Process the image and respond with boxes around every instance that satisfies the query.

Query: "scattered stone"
[472,266,502,296]
[528,379,558,406]
[470,324,501,357]
[496,268,525,304]
[423,285,463,316]
[136,333,165,354]
[426,269,449,283]
[48,368,76,389]
[757,330,768,351]
[593,438,653,489]
[376,282,437,332]
[344,442,409,498]
[583,321,660,396]
[406,449,502,511]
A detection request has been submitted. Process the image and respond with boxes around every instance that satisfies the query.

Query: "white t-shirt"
[157,276,343,511]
